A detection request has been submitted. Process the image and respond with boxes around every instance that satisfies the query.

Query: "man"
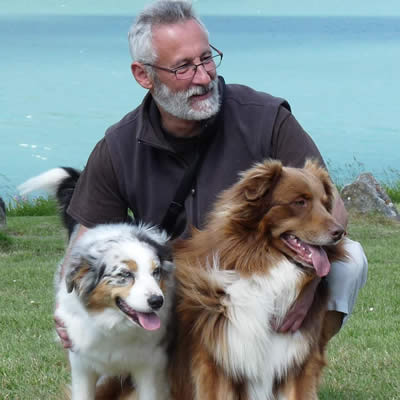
[57,0,367,347]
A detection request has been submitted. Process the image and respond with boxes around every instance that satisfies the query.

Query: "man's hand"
[54,225,88,350]
[54,315,73,349]
[275,277,321,333]
[54,307,73,349]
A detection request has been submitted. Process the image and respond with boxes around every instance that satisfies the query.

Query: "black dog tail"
[18,167,81,238]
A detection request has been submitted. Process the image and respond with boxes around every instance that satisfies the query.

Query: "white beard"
[152,75,220,121]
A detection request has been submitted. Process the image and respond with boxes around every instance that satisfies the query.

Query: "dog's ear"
[304,159,330,181]
[158,241,173,262]
[135,230,175,274]
[159,243,175,274]
[65,256,105,299]
[243,160,283,201]
[65,257,90,293]
[304,159,335,208]
[225,160,283,231]
[149,240,175,275]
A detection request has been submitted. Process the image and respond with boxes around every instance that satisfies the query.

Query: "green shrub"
[381,168,400,204]
[6,196,58,217]
[384,182,400,203]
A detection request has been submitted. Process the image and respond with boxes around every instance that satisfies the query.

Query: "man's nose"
[191,64,212,86]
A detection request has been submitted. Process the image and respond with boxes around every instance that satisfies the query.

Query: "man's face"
[150,19,220,121]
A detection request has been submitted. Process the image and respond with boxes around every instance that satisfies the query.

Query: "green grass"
[0,213,399,399]
[0,216,68,400]
[320,213,400,400]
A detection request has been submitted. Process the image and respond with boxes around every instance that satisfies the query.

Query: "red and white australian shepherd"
[169,159,346,400]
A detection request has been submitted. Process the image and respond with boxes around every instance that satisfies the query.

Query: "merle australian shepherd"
[19,168,174,400]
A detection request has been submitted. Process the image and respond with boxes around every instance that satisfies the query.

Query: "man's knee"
[342,238,368,286]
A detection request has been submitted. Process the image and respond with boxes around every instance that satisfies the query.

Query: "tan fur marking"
[123,259,138,272]
[87,283,133,312]
[73,263,90,281]
[192,348,245,400]
[93,376,137,400]
[69,261,90,293]
[151,259,169,294]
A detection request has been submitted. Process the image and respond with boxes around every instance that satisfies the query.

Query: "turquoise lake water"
[1,15,399,199]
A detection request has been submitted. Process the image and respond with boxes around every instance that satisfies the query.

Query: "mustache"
[186,80,216,98]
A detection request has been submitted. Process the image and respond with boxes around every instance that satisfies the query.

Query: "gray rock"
[341,173,400,220]
[0,196,6,228]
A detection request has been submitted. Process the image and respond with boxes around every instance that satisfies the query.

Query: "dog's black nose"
[148,295,164,310]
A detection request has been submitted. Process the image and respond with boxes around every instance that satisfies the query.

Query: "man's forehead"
[152,19,210,65]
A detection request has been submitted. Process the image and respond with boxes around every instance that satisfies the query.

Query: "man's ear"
[131,62,153,90]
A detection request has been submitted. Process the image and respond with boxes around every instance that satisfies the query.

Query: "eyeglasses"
[143,44,223,80]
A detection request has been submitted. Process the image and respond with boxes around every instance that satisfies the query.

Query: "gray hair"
[128,0,208,64]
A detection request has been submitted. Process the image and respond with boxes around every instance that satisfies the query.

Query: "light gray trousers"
[327,238,368,324]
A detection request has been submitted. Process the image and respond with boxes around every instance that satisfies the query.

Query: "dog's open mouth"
[116,297,161,331]
[281,233,330,277]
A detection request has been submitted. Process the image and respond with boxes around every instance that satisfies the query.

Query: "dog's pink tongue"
[309,245,330,277]
[137,312,161,331]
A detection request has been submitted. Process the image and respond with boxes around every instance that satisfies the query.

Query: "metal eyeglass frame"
[142,44,223,80]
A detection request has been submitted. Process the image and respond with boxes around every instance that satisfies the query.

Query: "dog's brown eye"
[293,198,307,207]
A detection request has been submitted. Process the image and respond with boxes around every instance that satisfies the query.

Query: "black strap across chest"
[161,78,226,237]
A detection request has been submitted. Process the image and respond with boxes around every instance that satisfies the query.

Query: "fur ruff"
[169,159,346,400]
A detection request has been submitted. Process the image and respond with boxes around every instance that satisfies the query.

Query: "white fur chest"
[212,259,311,400]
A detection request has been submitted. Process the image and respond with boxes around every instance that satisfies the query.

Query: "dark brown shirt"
[68,77,324,237]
